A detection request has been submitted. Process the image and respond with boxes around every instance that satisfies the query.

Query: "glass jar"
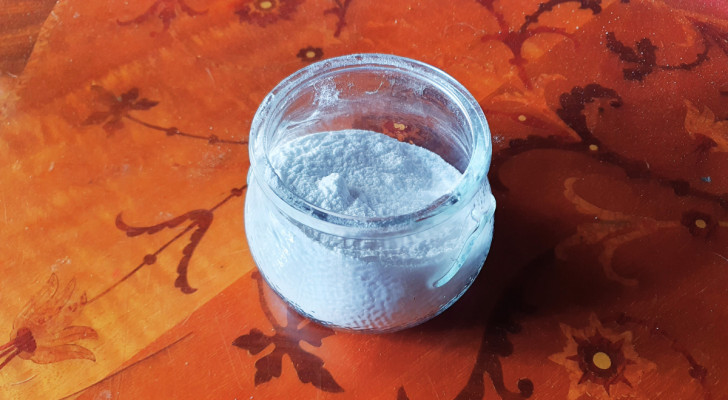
[245,54,495,332]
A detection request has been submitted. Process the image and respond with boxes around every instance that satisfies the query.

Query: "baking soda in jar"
[244,54,495,332]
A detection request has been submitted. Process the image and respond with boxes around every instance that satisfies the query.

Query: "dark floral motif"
[478,0,602,88]
[680,210,719,238]
[397,386,410,400]
[296,46,324,63]
[117,0,207,34]
[490,84,622,191]
[454,256,541,400]
[324,0,353,38]
[83,86,247,145]
[490,84,728,210]
[83,86,159,135]
[88,187,246,301]
[0,274,97,371]
[605,16,725,82]
[605,31,710,81]
[555,84,622,144]
[604,33,658,81]
[235,0,303,27]
[116,210,212,294]
[550,314,655,400]
[233,272,343,393]
[567,331,634,391]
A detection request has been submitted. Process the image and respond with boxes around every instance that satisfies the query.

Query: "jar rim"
[249,53,492,236]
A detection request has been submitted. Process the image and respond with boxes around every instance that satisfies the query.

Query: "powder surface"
[269,129,462,217]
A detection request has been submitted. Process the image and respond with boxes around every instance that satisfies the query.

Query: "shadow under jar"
[245,54,495,332]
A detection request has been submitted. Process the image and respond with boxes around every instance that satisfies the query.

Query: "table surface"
[1,0,727,399]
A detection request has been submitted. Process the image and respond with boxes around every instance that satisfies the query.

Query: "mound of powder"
[269,129,462,217]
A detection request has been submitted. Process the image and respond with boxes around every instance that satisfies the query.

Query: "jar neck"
[247,54,492,239]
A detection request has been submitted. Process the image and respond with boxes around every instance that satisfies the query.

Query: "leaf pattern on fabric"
[82,86,159,135]
[0,274,97,371]
[116,210,213,294]
[233,273,343,393]
[117,0,207,34]
[684,100,728,153]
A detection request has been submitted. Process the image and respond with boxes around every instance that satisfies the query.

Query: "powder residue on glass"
[269,129,462,217]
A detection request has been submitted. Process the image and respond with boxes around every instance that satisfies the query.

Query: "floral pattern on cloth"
[550,314,657,400]
[0,275,97,371]
[0,0,726,398]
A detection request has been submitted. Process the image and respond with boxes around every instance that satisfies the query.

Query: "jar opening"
[249,54,491,235]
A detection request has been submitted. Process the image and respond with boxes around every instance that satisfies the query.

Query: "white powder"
[269,129,462,217]
[246,128,493,331]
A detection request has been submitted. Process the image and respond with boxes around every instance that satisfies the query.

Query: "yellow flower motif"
[296,46,323,63]
[550,314,656,400]
[235,0,303,27]
[0,274,97,370]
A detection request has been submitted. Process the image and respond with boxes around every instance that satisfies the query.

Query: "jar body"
[244,54,495,332]
[246,171,494,331]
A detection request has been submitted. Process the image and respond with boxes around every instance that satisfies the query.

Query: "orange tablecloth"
[1,0,726,399]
